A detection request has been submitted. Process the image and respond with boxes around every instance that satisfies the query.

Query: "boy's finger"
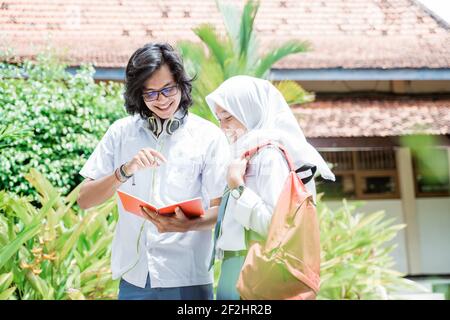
[174,206,185,219]
[150,150,168,163]
[141,206,158,219]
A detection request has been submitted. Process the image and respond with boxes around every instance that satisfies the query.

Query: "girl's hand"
[227,156,248,189]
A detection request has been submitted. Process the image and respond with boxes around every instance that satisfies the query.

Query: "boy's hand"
[141,206,195,233]
[124,148,167,175]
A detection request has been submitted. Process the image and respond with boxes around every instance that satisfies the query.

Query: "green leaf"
[0,272,14,291]
[67,288,86,300]
[0,221,41,270]
[25,271,53,300]
[193,24,233,72]
[0,286,16,300]
[354,211,386,231]
[57,208,108,265]
[275,81,315,105]
[86,233,113,259]
[317,198,414,299]
[216,0,240,47]
[237,0,259,59]
[5,196,33,225]
[177,41,207,77]
[254,40,310,78]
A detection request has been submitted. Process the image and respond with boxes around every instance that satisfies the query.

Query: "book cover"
[117,190,205,219]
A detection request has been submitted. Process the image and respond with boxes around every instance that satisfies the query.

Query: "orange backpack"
[236,142,321,300]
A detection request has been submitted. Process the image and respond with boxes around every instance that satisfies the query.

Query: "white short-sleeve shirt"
[79,112,229,288]
[216,146,317,253]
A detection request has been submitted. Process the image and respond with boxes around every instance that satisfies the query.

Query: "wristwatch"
[120,163,133,178]
[115,163,133,183]
[230,185,245,200]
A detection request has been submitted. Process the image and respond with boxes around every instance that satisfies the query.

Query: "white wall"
[324,197,450,275]
[416,197,450,274]
[324,199,409,274]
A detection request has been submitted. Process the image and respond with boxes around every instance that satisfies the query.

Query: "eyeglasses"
[142,85,178,102]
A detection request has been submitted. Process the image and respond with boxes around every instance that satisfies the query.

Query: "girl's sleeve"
[231,148,289,237]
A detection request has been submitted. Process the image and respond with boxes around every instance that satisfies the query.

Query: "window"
[413,147,450,197]
[317,149,400,200]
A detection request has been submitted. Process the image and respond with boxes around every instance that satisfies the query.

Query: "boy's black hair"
[124,42,193,119]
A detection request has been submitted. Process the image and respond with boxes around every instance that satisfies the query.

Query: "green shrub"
[317,196,425,299]
[0,53,126,198]
[0,169,118,300]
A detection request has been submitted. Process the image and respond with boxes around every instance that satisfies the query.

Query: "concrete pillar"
[396,147,422,274]
[447,148,450,184]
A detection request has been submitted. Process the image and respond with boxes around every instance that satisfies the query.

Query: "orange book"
[117,190,205,219]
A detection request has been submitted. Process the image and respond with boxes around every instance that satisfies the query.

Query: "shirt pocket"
[119,137,145,165]
[166,162,202,195]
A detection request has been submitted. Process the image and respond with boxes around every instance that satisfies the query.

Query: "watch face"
[231,189,240,199]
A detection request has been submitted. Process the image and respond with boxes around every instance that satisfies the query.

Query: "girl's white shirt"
[216,146,316,252]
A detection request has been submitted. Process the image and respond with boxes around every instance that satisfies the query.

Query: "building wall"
[324,199,409,274]
[416,197,450,274]
[324,197,450,275]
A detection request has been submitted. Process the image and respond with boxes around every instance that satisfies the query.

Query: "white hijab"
[205,75,335,181]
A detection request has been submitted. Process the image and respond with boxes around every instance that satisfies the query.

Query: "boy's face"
[142,64,182,120]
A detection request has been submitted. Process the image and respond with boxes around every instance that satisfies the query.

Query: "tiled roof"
[292,94,450,138]
[1,0,449,69]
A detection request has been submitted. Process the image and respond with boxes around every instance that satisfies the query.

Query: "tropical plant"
[0,52,126,198]
[316,196,426,299]
[178,0,314,122]
[0,125,31,151]
[0,169,119,300]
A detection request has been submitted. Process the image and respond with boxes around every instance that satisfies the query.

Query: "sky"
[416,0,450,23]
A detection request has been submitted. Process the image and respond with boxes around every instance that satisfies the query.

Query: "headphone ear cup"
[148,116,156,133]
[166,118,181,135]
[155,117,162,135]
[148,115,162,136]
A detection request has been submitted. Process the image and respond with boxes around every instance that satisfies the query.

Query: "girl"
[205,75,335,300]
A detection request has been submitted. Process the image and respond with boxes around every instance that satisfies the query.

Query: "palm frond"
[238,0,259,59]
[189,57,224,123]
[177,41,207,78]
[216,0,240,50]
[193,24,233,72]
[254,40,310,78]
[275,81,315,105]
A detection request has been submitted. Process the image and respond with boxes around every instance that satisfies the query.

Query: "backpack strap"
[242,142,289,249]
[242,142,316,185]
[242,142,296,172]
[296,165,317,185]
[241,141,311,249]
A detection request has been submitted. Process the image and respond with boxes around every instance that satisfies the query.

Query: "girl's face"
[142,64,182,120]
[215,105,247,143]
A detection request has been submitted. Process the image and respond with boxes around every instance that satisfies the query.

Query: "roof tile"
[292,95,450,138]
[1,0,449,68]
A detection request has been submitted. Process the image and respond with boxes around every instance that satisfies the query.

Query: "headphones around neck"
[147,110,187,137]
